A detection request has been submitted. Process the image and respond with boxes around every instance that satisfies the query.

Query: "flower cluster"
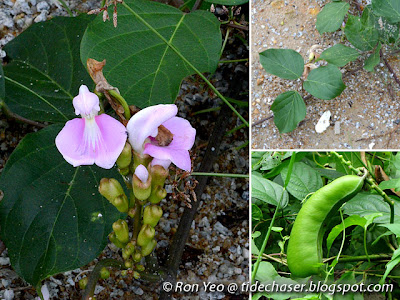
[55,85,196,171]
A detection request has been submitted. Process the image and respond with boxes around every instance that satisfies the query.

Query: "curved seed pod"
[287,174,365,278]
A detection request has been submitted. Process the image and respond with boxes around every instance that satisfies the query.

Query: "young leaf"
[303,65,346,100]
[326,215,367,254]
[280,162,323,201]
[2,15,94,123]
[344,15,379,51]
[319,44,360,67]
[364,43,381,72]
[259,49,304,80]
[0,125,122,287]
[316,2,350,34]
[270,91,306,133]
[252,172,289,208]
[372,0,400,24]
[80,0,221,108]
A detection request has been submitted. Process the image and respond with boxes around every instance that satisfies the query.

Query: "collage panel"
[251,0,400,149]
[251,151,400,299]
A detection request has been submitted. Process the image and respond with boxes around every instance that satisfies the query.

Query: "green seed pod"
[149,186,167,204]
[143,205,163,227]
[100,267,110,279]
[141,238,157,257]
[79,277,88,290]
[109,232,126,249]
[98,178,125,202]
[287,175,365,278]
[112,219,130,244]
[117,142,132,170]
[137,224,155,247]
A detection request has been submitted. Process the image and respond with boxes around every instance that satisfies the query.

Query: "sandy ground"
[251,0,400,150]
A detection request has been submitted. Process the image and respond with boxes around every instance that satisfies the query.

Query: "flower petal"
[126,104,177,153]
[55,115,127,169]
[134,164,149,183]
[162,117,196,150]
[151,158,171,170]
[73,85,100,118]
[145,145,191,171]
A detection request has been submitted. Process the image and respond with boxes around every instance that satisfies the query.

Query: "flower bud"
[150,165,168,187]
[124,259,133,269]
[141,238,157,257]
[123,241,136,256]
[128,207,136,218]
[132,151,151,171]
[132,165,152,201]
[112,219,130,244]
[108,232,126,248]
[119,167,130,176]
[149,186,167,204]
[116,142,132,169]
[136,264,145,272]
[133,271,140,279]
[79,277,88,290]
[100,267,110,279]
[137,224,155,247]
[143,205,163,228]
[112,194,129,213]
[132,250,142,262]
[121,270,128,276]
[99,178,125,202]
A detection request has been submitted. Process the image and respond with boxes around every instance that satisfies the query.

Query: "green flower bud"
[133,271,140,279]
[137,224,155,247]
[143,205,163,227]
[121,270,128,276]
[141,238,157,257]
[136,264,145,272]
[149,186,167,204]
[79,277,88,290]
[112,194,129,213]
[112,219,130,244]
[132,250,142,262]
[124,259,133,269]
[122,250,130,260]
[116,142,132,169]
[100,267,110,279]
[99,178,125,202]
[132,166,152,202]
[119,167,130,176]
[124,241,136,256]
[128,207,136,218]
[150,165,168,187]
[132,151,151,171]
[109,232,126,248]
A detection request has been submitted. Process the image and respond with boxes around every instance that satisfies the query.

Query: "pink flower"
[126,104,196,171]
[55,85,127,169]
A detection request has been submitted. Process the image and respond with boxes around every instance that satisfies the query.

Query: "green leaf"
[345,15,379,51]
[259,49,304,80]
[319,44,360,67]
[380,248,400,284]
[379,224,400,238]
[80,0,221,108]
[303,65,346,100]
[259,152,285,171]
[271,91,306,133]
[379,178,400,192]
[343,193,400,223]
[0,125,122,286]
[252,204,263,221]
[3,15,94,123]
[281,162,323,201]
[204,0,248,4]
[316,2,350,34]
[364,43,381,72]
[251,172,289,208]
[372,0,400,24]
[326,215,367,253]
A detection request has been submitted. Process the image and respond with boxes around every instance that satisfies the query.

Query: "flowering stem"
[121,2,249,127]
[133,199,142,240]
[108,89,131,120]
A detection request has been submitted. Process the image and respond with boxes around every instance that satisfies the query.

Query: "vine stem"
[0,101,46,128]
[380,49,400,88]
[108,89,131,120]
[330,151,395,224]
[120,2,249,127]
[251,152,297,284]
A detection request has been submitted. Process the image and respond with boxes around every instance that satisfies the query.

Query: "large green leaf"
[280,162,323,201]
[0,125,122,286]
[204,0,248,4]
[271,91,306,133]
[372,0,400,24]
[259,49,304,80]
[252,172,289,208]
[80,0,221,108]
[319,44,360,67]
[303,65,346,100]
[3,15,94,123]
[316,2,350,34]
[363,5,400,44]
[344,15,379,51]
[364,42,381,72]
